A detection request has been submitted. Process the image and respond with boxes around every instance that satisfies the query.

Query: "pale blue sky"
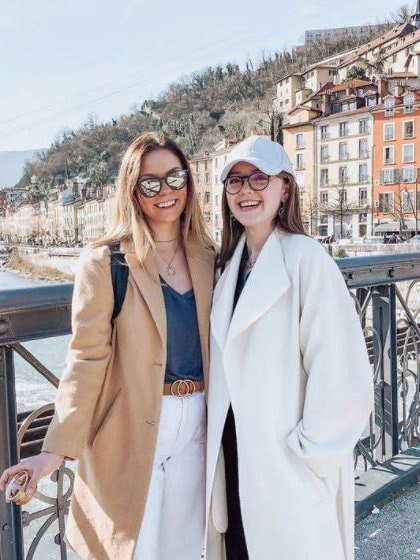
[0,0,412,151]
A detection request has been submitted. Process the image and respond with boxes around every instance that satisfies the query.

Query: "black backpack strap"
[109,242,128,324]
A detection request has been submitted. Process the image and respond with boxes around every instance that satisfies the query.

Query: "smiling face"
[135,148,188,232]
[225,161,289,235]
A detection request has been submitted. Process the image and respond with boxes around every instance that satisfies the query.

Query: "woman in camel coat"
[1,132,215,560]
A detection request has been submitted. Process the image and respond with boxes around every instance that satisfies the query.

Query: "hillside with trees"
[16,8,412,191]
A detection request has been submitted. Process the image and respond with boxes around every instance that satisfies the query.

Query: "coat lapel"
[213,231,291,351]
[210,235,246,352]
[121,238,166,343]
[185,238,216,388]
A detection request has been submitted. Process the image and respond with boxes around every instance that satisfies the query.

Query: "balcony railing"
[1,255,420,557]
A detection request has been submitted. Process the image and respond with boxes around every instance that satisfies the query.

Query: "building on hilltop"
[304,25,386,46]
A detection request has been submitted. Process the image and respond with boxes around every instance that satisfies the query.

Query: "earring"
[278,203,286,219]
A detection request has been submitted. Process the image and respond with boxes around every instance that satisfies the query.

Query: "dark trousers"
[221,406,249,560]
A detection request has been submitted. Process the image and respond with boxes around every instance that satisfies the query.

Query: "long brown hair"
[92,132,213,263]
[218,171,306,270]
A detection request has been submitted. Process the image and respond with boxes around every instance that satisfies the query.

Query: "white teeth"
[156,200,176,208]
[239,201,259,208]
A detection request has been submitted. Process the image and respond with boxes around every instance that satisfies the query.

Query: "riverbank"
[1,252,74,284]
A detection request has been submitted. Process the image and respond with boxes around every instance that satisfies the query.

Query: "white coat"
[205,230,373,560]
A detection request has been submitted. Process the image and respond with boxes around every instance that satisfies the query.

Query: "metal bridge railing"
[0,254,420,558]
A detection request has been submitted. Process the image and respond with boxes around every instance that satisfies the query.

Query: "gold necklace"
[157,240,179,276]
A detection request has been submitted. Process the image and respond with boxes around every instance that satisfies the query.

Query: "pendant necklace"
[246,255,257,270]
[157,240,179,276]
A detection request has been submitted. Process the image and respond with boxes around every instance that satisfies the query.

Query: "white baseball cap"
[220,135,294,182]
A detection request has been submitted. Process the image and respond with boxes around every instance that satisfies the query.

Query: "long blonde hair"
[218,172,306,270]
[92,132,213,262]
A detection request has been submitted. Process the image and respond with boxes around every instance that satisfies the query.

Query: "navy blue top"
[233,245,251,311]
[160,277,203,383]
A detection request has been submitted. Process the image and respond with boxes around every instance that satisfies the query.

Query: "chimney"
[378,78,389,99]
[394,84,403,96]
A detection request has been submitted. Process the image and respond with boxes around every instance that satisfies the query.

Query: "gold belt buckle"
[170,379,196,398]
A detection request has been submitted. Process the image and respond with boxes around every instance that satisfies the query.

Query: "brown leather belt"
[163,379,204,398]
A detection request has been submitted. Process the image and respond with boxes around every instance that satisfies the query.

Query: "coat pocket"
[89,389,122,448]
[292,455,331,505]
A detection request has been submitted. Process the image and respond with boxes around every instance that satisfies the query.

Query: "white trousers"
[134,392,206,560]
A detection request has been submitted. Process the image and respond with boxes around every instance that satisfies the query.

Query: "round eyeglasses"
[223,172,270,195]
[137,169,188,198]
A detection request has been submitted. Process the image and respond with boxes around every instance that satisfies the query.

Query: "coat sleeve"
[286,245,374,478]
[42,246,114,460]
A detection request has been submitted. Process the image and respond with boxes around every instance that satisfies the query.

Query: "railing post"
[0,346,25,560]
[372,285,399,461]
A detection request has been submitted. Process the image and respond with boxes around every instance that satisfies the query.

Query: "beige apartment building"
[282,106,320,235]
[189,153,213,229]
[211,139,236,244]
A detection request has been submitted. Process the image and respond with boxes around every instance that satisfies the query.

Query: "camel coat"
[204,230,373,560]
[42,235,215,560]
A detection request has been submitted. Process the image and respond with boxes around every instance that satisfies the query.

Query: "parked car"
[383,233,404,244]
[408,234,420,244]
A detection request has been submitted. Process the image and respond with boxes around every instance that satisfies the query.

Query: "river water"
[0,269,70,412]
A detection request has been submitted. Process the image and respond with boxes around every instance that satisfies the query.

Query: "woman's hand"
[0,452,64,501]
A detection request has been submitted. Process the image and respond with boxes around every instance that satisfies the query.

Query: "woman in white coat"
[205,136,373,560]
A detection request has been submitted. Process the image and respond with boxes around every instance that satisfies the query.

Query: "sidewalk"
[355,482,420,559]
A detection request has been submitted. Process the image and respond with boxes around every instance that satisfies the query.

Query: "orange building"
[372,87,420,236]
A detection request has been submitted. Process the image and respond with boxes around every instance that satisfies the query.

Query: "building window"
[296,153,304,169]
[204,191,211,203]
[402,167,416,183]
[320,125,329,140]
[384,146,394,164]
[359,164,369,183]
[204,160,208,171]
[359,188,367,207]
[402,190,414,212]
[359,138,369,158]
[320,168,329,186]
[381,169,395,184]
[339,142,348,160]
[339,166,348,184]
[296,133,304,149]
[320,191,328,206]
[320,214,328,225]
[205,173,210,183]
[379,193,394,213]
[403,144,414,162]
[404,93,414,113]
[338,189,347,203]
[339,122,349,137]
[385,98,394,116]
[359,119,369,134]
[403,121,414,138]
[384,123,395,141]
[359,212,367,223]
[320,145,329,162]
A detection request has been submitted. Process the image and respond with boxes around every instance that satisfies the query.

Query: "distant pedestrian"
[1,132,215,560]
[204,136,373,560]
